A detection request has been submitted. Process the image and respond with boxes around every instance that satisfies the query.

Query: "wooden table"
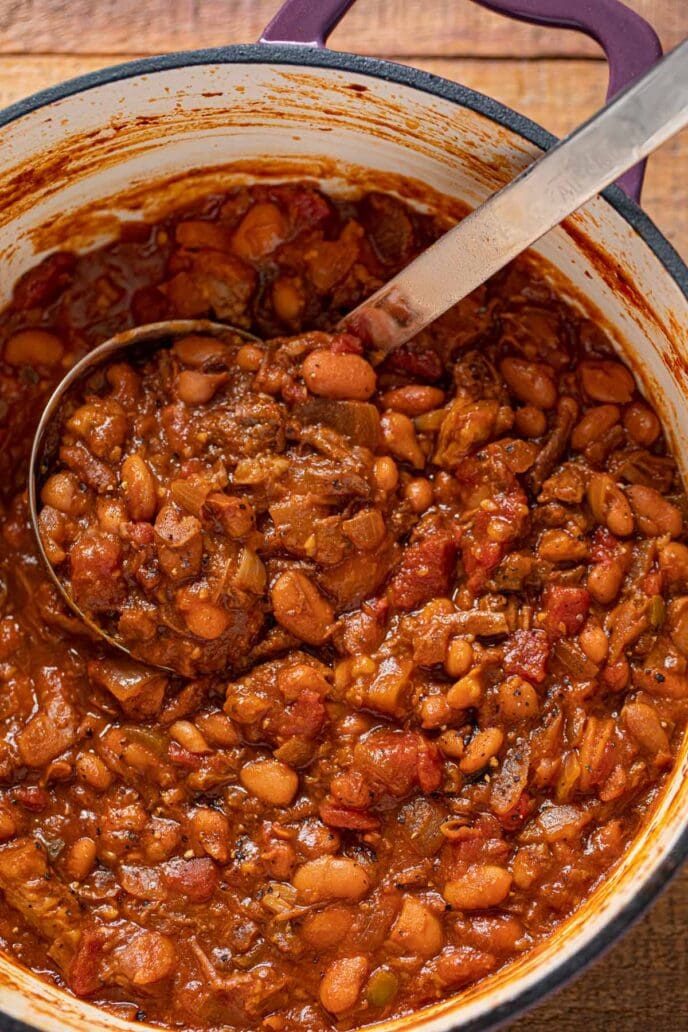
[1,2,687,1028]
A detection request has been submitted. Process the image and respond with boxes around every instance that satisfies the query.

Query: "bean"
[627,485,683,538]
[76,751,112,791]
[271,570,334,645]
[191,807,230,862]
[571,404,620,451]
[195,711,239,747]
[500,357,557,409]
[293,855,371,902]
[623,400,661,446]
[587,559,624,604]
[96,497,128,534]
[496,676,539,723]
[622,700,670,756]
[0,808,16,842]
[667,597,688,656]
[578,622,609,665]
[514,405,547,438]
[240,758,299,806]
[183,601,230,641]
[272,276,305,322]
[236,344,264,371]
[4,329,64,366]
[404,477,434,513]
[40,471,88,516]
[437,730,465,759]
[380,384,445,416]
[169,720,211,754]
[459,727,504,773]
[659,541,688,587]
[302,350,376,401]
[177,369,227,404]
[301,905,354,949]
[587,473,634,537]
[232,202,288,261]
[537,528,587,563]
[443,865,513,910]
[319,956,368,1015]
[420,694,452,729]
[579,359,635,403]
[172,335,230,368]
[121,455,157,521]
[389,896,443,957]
[64,837,97,881]
[447,669,484,710]
[381,411,425,469]
[373,456,399,493]
[444,638,474,679]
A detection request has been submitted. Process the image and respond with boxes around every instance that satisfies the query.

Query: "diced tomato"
[69,926,106,996]
[162,858,218,903]
[590,527,624,564]
[353,729,443,799]
[542,585,590,638]
[13,785,48,812]
[328,332,363,355]
[277,689,326,740]
[387,532,457,612]
[497,791,533,831]
[385,345,443,382]
[503,630,550,685]
[319,800,379,831]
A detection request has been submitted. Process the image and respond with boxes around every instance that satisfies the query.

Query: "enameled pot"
[0,1,687,1030]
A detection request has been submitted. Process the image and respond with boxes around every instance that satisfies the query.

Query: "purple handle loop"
[473,1,662,200]
[261,0,356,47]
[260,0,662,201]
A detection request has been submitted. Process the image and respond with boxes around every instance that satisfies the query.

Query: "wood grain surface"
[1,1,687,1029]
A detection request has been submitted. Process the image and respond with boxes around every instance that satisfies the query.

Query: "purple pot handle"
[260,0,661,201]
[261,0,356,47]
[473,1,662,200]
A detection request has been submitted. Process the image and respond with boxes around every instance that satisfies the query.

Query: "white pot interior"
[0,56,687,1032]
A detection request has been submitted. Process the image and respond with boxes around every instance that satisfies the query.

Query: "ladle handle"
[345,39,688,355]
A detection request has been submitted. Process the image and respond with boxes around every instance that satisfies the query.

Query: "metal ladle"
[28,39,688,667]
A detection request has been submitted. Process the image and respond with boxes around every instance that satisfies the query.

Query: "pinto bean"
[445,639,474,679]
[579,622,609,665]
[459,727,504,773]
[293,855,371,902]
[232,202,289,261]
[4,329,64,366]
[587,559,625,604]
[389,896,443,957]
[381,411,425,469]
[666,597,688,656]
[496,676,539,723]
[380,384,445,416]
[177,369,228,404]
[659,541,688,587]
[240,759,299,806]
[40,471,89,516]
[373,456,399,493]
[579,359,635,403]
[571,405,620,451]
[514,405,547,438]
[622,701,670,756]
[623,401,661,446]
[64,837,97,881]
[169,721,211,754]
[627,485,683,538]
[404,477,434,513]
[301,905,354,949]
[319,956,369,1014]
[121,455,157,521]
[500,358,557,409]
[587,473,634,537]
[271,570,334,645]
[443,865,513,910]
[302,350,376,401]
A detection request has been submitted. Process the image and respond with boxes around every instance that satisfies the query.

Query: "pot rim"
[1,40,687,1032]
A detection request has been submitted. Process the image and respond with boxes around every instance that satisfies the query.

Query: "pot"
[0,1,687,1030]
